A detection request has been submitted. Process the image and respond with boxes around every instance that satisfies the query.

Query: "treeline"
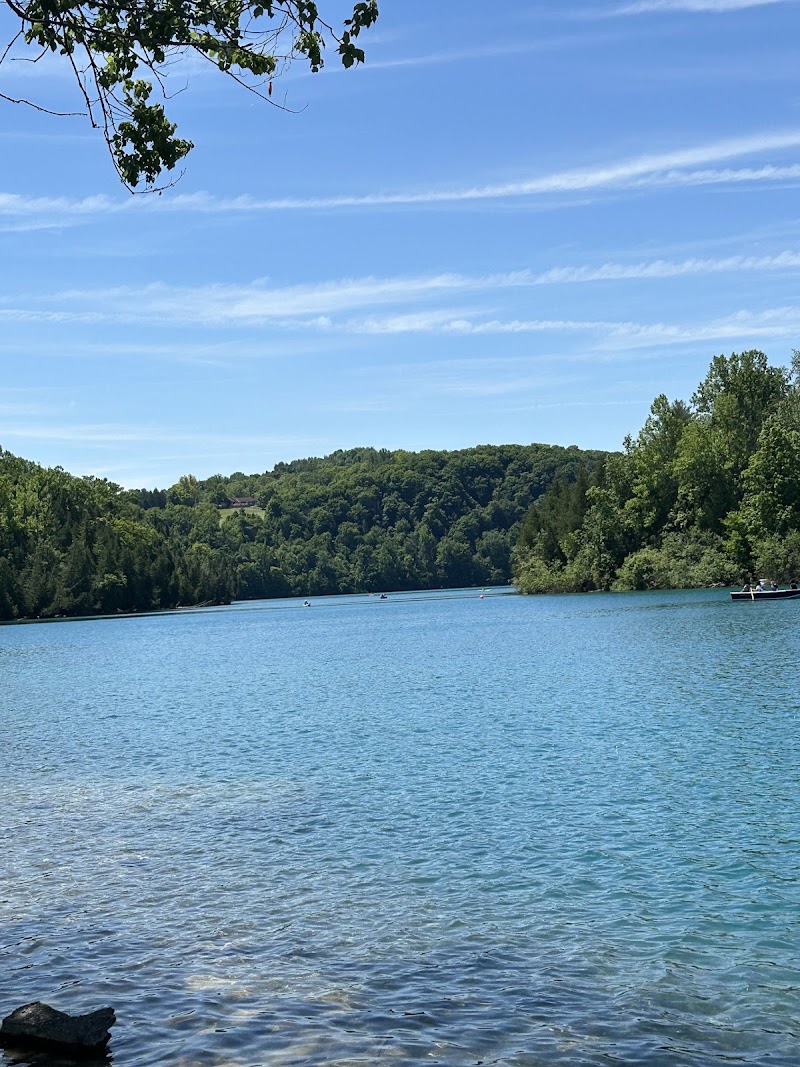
[514,350,800,593]
[133,444,606,600]
[0,452,234,620]
[0,442,606,620]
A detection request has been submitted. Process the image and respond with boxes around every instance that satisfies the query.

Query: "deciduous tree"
[1,0,379,187]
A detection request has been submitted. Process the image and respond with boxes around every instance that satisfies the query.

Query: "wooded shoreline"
[2,349,796,620]
[0,442,603,622]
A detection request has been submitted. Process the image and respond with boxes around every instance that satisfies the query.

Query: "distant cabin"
[226,496,258,508]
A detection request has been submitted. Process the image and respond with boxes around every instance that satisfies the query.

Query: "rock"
[0,1002,116,1056]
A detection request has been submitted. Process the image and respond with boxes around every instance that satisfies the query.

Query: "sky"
[2,0,800,488]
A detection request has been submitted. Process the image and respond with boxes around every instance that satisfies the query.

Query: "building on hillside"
[225,496,258,508]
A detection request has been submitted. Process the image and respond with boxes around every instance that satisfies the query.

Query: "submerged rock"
[0,1002,116,1055]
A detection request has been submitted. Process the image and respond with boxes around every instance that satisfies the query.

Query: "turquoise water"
[1,588,798,1066]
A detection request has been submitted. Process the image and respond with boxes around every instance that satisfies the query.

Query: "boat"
[730,588,800,601]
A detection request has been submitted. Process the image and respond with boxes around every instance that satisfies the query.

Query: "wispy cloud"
[532,249,800,283]
[0,427,331,485]
[5,250,798,328]
[0,192,118,217]
[344,355,661,407]
[0,192,121,233]
[52,274,504,322]
[2,129,800,228]
[357,30,625,72]
[610,0,789,13]
[627,163,800,189]
[342,305,800,349]
[347,313,611,336]
[0,422,323,449]
[605,304,800,347]
[0,400,51,417]
[161,131,800,210]
[0,308,107,324]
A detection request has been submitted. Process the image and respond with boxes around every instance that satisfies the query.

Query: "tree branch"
[1,0,379,187]
[0,89,84,115]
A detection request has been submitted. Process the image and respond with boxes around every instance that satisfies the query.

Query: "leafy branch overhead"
[1,0,379,188]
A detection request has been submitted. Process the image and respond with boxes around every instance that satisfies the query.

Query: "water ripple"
[1,589,798,1065]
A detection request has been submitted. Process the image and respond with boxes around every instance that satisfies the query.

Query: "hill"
[0,442,607,620]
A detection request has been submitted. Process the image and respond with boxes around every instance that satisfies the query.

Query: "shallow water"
[1,588,798,1065]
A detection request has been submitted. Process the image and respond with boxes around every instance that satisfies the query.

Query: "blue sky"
[2,0,800,487]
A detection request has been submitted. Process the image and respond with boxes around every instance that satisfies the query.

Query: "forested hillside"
[135,444,606,600]
[514,350,800,593]
[0,442,605,620]
[0,452,234,620]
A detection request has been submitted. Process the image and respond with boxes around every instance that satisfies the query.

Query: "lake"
[1,588,798,1065]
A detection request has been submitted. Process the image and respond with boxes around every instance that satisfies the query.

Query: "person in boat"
[771,581,778,591]
[791,579,798,590]
[755,579,766,591]
[740,582,751,592]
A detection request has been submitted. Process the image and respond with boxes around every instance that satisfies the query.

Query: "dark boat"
[730,588,800,601]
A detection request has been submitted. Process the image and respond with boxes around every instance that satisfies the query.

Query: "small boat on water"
[730,588,800,601]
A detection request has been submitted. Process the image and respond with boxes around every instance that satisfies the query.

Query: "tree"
[736,403,800,539]
[513,350,795,594]
[675,351,790,532]
[692,349,789,482]
[623,395,692,540]
[2,0,379,188]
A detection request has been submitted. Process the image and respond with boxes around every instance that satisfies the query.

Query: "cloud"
[532,250,800,283]
[0,192,119,217]
[347,313,612,336]
[0,192,122,232]
[343,354,658,406]
[0,422,323,449]
[2,129,800,227]
[357,31,622,72]
[629,163,800,189]
[610,0,788,13]
[52,273,506,322]
[0,308,107,324]
[0,400,50,416]
[343,305,800,349]
[161,130,800,210]
[605,304,800,346]
[430,372,586,398]
[0,431,332,486]
[4,250,797,329]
